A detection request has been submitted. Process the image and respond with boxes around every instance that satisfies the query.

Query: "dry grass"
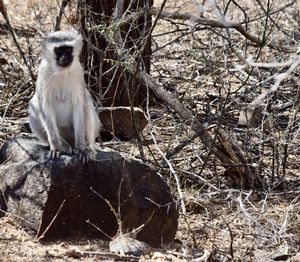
[0,0,300,261]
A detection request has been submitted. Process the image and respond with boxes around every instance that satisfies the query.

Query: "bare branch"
[148,6,297,53]
[55,0,71,31]
[113,0,124,20]
[252,56,300,106]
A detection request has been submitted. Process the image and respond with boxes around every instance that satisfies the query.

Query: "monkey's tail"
[86,105,101,149]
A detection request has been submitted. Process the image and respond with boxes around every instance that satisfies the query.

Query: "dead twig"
[54,0,71,31]
[252,55,300,106]
[0,0,36,81]
[166,133,199,160]
[37,200,66,241]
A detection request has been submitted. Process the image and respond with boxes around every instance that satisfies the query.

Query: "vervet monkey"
[29,30,101,163]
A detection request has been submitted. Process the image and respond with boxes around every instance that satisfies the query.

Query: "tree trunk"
[78,0,153,107]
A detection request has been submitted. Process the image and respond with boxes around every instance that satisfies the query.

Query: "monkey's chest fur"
[53,91,73,128]
[46,71,83,131]
[49,90,76,146]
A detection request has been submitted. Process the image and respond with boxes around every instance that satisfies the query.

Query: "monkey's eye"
[54,46,73,56]
[64,46,73,54]
[54,47,62,56]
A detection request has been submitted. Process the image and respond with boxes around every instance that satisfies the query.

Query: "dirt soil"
[0,0,300,261]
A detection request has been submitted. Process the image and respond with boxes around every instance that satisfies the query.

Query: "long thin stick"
[37,199,66,241]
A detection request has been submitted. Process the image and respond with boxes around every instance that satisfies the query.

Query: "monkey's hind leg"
[29,101,62,159]
[28,102,48,145]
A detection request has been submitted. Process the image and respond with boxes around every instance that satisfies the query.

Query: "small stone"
[273,245,290,261]
[238,105,264,127]
[109,235,150,256]
[99,107,148,139]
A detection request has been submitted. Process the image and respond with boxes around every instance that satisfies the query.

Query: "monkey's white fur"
[29,31,101,162]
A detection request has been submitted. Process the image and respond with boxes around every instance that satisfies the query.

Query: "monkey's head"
[42,30,83,71]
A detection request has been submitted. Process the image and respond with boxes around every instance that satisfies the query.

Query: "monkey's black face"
[54,45,73,67]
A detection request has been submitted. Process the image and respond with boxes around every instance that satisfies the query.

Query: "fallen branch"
[107,38,256,189]
[86,3,258,188]
[137,70,255,188]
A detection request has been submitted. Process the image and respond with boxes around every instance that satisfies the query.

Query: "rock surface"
[0,136,178,246]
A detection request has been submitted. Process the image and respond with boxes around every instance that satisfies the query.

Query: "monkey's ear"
[40,32,47,43]
[76,32,83,43]
[68,28,82,41]
[41,35,49,52]
[41,31,54,49]
[75,32,84,52]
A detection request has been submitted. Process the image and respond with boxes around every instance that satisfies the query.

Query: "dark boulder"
[0,136,178,246]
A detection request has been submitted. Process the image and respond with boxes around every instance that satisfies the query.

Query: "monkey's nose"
[57,56,73,67]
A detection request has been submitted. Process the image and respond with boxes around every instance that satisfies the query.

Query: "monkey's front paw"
[49,149,60,159]
[78,148,96,164]
[61,146,74,155]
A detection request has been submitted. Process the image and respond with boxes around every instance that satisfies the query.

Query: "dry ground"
[0,0,300,261]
